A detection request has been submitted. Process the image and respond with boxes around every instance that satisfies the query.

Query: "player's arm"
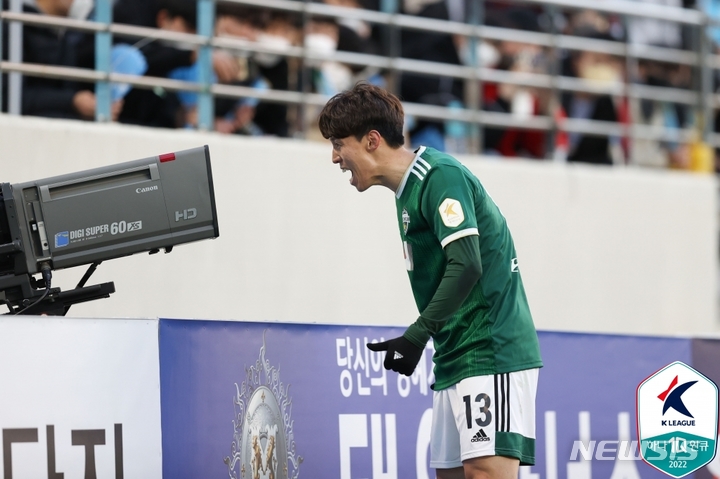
[367,165,480,376]
[403,234,482,347]
[366,235,482,376]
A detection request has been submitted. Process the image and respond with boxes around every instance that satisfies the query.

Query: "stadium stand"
[1,0,719,171]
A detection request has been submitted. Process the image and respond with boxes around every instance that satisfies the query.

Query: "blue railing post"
[197,0,215,131]
[380,0,397,13]
[0,8,4,113]
[380,0,399,92]
[94,0,112,122]
[8,0,22,115]
[700,17,713,143]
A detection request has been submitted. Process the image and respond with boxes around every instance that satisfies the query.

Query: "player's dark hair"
[318,82,406,148]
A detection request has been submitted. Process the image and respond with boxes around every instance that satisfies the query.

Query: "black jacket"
[563,93,618,166]
[2,1,88,119]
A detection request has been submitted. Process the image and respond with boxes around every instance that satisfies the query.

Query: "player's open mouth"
[341,167,355,185]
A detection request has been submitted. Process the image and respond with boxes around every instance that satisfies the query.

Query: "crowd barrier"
[4,0,720,157]
[0,316,718,479]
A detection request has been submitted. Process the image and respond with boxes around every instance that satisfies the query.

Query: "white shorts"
[430,368,539,469]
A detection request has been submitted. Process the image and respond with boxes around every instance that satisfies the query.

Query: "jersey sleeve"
[420,165,479,248]
[403,235,483,347]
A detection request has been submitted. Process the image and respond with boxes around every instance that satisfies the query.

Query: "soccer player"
[318,82,543,479]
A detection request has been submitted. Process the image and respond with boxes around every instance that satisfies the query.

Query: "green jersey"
[395,146,542,390]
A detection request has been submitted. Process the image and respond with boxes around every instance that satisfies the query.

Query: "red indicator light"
[159,153,176,162]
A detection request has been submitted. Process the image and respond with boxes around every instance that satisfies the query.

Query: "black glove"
[366,336,424,376]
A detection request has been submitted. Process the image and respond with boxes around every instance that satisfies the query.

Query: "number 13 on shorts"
[463,392,493,430]
[457,374,513,452]
[430,369,539,467]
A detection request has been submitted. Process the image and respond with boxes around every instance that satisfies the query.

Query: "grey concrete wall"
[1,114,717,335]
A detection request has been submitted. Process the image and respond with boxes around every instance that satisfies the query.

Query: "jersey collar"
[395,146,426,199]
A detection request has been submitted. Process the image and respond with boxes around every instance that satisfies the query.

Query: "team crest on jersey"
[439,198,464,227]
[402,208,410,234]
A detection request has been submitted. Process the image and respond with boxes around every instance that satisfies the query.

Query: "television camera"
[0,145,219,315]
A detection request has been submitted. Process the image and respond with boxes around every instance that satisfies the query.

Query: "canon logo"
[136,185,158,194]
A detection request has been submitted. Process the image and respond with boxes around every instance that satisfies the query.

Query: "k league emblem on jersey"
[439,198,464,228]
[402,208,410,234]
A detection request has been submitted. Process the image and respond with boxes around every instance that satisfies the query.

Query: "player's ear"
[366,130,381,152]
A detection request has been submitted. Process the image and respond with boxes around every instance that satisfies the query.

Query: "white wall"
[1,114,717,335]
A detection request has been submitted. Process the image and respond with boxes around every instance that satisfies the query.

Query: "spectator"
[110,0,240,128]
[113,0,237,82]
[399,0,465,152]
[627,0,684,49]
[321,0,379,58]
[473,7,550,158]
[213,6,265,134]
[109,0,187,127]
[630,60,691,168]
[560,12,623,165]
[249,10,301,137]
[1,0,122,120]
[304,12,381,96]
[304,15,352,96]
[171,4,270,134]
[702,0,720,171]
[302,2,384,136]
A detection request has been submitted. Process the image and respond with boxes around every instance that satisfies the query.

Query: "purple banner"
[691,338,720,479]
[159,320,696,479]
[534,332,692,479]
[159,320,435,479]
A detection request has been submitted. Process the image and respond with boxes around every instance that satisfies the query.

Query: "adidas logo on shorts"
[470,429,490,443]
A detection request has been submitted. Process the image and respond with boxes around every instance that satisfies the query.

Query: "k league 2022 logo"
[637,361,719,478]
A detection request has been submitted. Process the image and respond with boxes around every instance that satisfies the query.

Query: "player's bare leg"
[437,456,519,479]
[436,466,465,479]
[464,455,520,479]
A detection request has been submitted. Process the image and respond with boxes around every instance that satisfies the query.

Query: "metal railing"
[2,0,720,164]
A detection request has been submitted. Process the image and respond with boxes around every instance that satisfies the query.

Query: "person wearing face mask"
[318,0,380,59]
[304,16,354,96]
[1,0,123,120]
[463,8,549,159]
[94,0,241,128]
[167,5,271,135]
[247,11,301,137]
